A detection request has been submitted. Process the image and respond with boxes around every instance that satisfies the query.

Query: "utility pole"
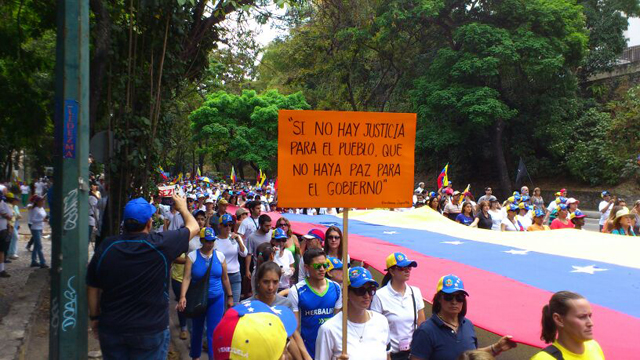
[50,0,90,358]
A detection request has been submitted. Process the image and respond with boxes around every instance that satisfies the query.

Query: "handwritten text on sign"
[278,110,416,208]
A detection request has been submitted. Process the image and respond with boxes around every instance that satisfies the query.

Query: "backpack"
[542,345,564,360]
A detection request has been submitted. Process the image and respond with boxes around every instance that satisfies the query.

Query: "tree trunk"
[493,119,511,199]
[89,0,111,136]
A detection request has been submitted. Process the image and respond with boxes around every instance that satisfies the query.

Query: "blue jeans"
[228,271,242,306]
[99,328,170,360]
[30,229,45,266]
[190,296,224,359]
[7,225,19,257]
[171,278,187,329]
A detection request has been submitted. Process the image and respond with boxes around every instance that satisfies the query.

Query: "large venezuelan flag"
[231,206,640,359]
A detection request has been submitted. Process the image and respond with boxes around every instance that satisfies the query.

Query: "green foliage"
[190,89,310,174]
[0,1,56,179]
[412,0,588,183]
[565,108,623,185]
[256,0,433,112]
[579,0,640,78]
[565,86,640,185]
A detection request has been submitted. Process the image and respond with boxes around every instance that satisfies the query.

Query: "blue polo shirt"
[86,228,189,334]
[410,314,477,360]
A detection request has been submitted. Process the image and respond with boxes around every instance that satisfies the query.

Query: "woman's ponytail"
[540,291,585,343]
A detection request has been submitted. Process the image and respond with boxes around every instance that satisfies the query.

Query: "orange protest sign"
[278,110,416,208]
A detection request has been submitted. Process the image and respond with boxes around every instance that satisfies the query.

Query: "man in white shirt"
[0,195,15,277]
[244,214,273,282]
[238,201,261,240]
[20,183,30,206]
[34,179,45,196]
[598,191,614,231]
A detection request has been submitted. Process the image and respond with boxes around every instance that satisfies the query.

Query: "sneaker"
[0,271,10,278]
[40,264,49,269]
[4,260,11,264]
[30,263,40,268]
[8,255,18,260]
[179,330,188,340]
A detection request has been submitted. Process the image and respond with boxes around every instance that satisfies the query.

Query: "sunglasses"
[350,286,377,297]
[221,223,232,227]
[273,238,287,243]
[277,223,289,228]
[311,263,330,270]
[327,235,341,240]
[187,199,195,202]
[442,293,466,302]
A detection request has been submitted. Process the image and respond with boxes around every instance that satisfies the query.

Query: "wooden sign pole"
[341,208,349,356]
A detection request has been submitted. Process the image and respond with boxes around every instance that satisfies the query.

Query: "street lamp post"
[50,0,90,358]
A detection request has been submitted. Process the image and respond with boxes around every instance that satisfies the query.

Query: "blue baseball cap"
[601,191,611,198]
[219,213,234,225]
[272,228,288,240]
[521,195,530,203]
[507,204,519,212]
[385,252,417,270]
[436,274,469,296]
[203,227,216,241]
[534,209,545,218]
[326,256,343,271]
[193,209,206,218]
[557,203,568,211]
[348,267,379,288]
[123,198,156,224]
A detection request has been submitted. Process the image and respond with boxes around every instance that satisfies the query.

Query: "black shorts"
[0,229,10,253]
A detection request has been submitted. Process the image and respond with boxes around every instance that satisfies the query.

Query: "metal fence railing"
[620,45,640,63]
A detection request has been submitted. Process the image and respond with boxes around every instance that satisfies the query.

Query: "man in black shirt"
[87,193,199,359]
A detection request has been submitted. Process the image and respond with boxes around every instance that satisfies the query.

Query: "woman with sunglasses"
[214,214,247,305]
[530,291,603,360]
[276,217,301,273]
[178,228,234,360]
[271,228,296,291]
[324,226,350,266]
[410,275,516,360]
[371,253,425,360]
[316,267,390,360]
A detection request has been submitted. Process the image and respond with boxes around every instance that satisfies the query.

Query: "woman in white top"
[214,213,247,305]
[270,228,295,291]
[501,204,525,232]
[316,267,390,360]
[371,253,425,360]
[29,196,48,268]
[487,197,503,231]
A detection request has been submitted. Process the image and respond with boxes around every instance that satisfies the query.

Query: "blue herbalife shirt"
[288,278,342,358]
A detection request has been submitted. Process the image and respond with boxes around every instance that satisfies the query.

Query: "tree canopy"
[190,89,310,177]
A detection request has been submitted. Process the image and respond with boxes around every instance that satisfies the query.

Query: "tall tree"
[87,0,297,234]
[190,89,310,177]
[0,0,56,179]
[412,0,588,196]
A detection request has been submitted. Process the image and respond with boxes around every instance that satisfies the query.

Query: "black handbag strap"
[203,250,215,279]
[409,285,417,330]
[542,345,564,360]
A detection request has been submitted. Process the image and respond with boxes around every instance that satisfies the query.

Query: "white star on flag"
[247,307,254,312]
[383,231,399,235]
[571,265,608,275]
[441,241,464,245]
[271,307,282,315]
[503,249,530,255]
